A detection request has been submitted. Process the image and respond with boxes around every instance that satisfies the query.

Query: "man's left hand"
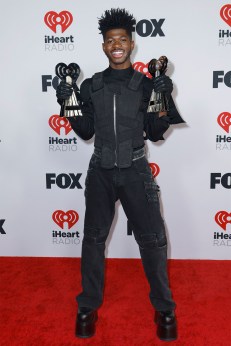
[153,75,173,96]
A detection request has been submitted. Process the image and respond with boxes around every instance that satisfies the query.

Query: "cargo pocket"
[84,153,101,199]
[133,157,160,204]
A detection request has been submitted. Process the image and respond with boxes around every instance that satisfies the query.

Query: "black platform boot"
[155,310,177,341]
[76,307,98,338]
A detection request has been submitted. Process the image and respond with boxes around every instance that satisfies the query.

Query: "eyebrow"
[106,35,129,40]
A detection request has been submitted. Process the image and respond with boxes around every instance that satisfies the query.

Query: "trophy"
[55,62,82,117]
[147,55,169,113]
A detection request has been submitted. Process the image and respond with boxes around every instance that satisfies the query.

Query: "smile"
[111,50,124,58]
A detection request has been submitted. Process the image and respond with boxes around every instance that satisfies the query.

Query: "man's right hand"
[56,81,73,100]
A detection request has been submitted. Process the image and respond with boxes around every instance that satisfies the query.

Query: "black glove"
[56,81,73,100]
[152,75,173,96]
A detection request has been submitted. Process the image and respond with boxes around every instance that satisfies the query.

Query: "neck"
[109,63,132,70]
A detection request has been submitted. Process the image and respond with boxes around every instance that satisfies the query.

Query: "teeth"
[112,50,123,57]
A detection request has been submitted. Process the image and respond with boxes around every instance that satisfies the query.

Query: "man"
[56,8,184,342]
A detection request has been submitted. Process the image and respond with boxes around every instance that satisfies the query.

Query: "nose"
[112,39,122,48]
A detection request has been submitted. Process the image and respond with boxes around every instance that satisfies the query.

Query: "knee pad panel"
[136,232,167,249]
[83,227,108,245]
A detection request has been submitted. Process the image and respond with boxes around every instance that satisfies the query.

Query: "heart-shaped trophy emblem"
[55,63,80,83]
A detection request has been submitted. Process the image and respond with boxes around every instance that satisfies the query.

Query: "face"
[102,28,135,69]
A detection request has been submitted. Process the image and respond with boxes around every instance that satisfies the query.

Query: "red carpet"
[1,258,231,346]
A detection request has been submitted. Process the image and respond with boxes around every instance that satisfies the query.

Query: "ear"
[102,42,106,53]
[131,40,135,51]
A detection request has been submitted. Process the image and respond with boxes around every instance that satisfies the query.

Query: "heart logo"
[215,211,231,231]
[220,4,231,27]
[133,62,152,79]
[44,11,73,33]
[48,115,72,135]
[217,112,231,133]
[148,56,168,77]
[55,63,80,83]
[52,210,79,229]
[149,163,160,178]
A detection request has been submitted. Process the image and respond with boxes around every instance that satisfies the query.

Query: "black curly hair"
[98,8,136,40]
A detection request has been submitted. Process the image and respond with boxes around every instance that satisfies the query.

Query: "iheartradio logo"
[220,4,231,27]
[44,11,73,33]
[217,112,231,133]
[49,115,72,135]
[215,211,231,231]
[149,163,160,177]
[133,62,152,78]
[52,210,79,229]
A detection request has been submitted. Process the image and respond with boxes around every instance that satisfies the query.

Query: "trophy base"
[147,90,169,113]
[61,105,82,117]
[147,104,169,113]
[60,115,79,118]
[62,90,82,117]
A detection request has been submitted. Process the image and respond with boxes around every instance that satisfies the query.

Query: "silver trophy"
[55,62,82,117]
[147,56,169,113]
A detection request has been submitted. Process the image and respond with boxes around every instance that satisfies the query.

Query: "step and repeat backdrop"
[0,0,230,259]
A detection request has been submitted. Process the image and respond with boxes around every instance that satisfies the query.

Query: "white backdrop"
[0,0,231,259]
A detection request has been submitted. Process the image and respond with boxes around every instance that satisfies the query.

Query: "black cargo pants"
[77,148,176,312]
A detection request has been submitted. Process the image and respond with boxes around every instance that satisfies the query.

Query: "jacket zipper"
[113,93,117,165]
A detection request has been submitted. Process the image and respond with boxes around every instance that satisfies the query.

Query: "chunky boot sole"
[156,322,177,341]
[76,314,98,338]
